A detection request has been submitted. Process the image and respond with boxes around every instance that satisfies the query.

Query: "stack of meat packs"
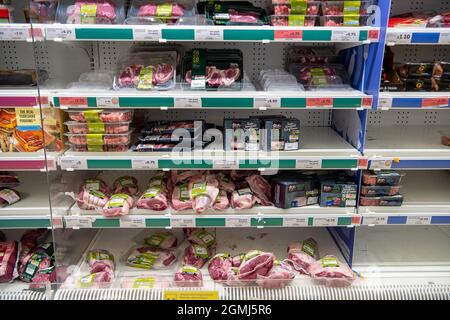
[75,170,274,216]
[359,171,404,206]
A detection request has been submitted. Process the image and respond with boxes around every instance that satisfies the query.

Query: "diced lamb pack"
[185,66,241,87]
[138,3,185,17]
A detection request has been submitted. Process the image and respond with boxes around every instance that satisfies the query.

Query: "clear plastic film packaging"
[289,64,352,90]
[125,0,195,25]
[30,0,58,23]
[66,71,114,90]
[270,14,317,26]
[56,0,126,24]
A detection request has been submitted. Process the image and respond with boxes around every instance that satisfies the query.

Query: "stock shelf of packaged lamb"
[59,170,360,229]
[360,171,450,226]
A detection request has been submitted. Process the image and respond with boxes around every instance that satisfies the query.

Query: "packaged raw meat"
[30,1,57,23]
[76,189,109,210]
[231,253,245,267]
[79,178,110,194]
[19,229,47,265]
[18,243,54,283]
[187,229,216,249]
[216,173,235,193]
[113,176,139,196]
[183,244,210,268]
[68,143,130,152]
[309,255,355,287]
[133,141,200,152]
[65,121,131,134]
[86,249,115,273]
[212,190,230,211]
[322,15,370,27]
[202,1,269,25]
[141,120,204,136]
[286,238,319,274]
[360,185,401,197]
[255,260,295,289]
[182,49,244,91]
[0,241,18,283]
[137,172,169,211]
[189,174,220,213]
[362,171,403,186]
[290,64,350,89]
[271,14,317,27]
[78,271,113,287]
[360,195,404,206]
[258,69,304,91]
[224,267,247,286]
[238,250,275,280]
[66,109,133,123]
[231,188,257,209]
[273,2,320,15]
[174,265,203,287]
[224,118,260,151]
[114,52,177,91]
[208,253,232,281]
[126,0,195,25]
[287,46,339,65]
[65,130,133,146]
[126,246,177,269]
[171,183,194,211]
[273,175,319,209]
[246,174,273,206]
[56,0,126,24]
[321,1,370,16]
[144,231,178,249]
[103,193,134,216]
[0,188,21,207]
[260,117,300,152]
[0,174,20,188]
[320,178,357,208]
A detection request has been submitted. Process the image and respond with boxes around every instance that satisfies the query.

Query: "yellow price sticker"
[164,291,219,300]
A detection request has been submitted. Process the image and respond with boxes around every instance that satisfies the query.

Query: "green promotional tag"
[193,244,209,259]
[132,277,155,288]
[156,3,173,16]
[191,49,206,89]
[301,239,316,257]
[195,230,215,247]
[290,0,307,14]
[243,250,261,262]
[138,66,154,90]
[108,194,129,208]
[344,15,360,26]
[87,122,105,133]
[86,134,103,146]
[130,252,158,269]
[83,110,101,122]
[182,266,199,275]
[288,15,305,26]
[343,1,361,15]
[322,256,340,268]
[79,274,95,287]
[146,232,167,247]
[80,4,97,24]
[311,68,327,86]
[191,182,207,198]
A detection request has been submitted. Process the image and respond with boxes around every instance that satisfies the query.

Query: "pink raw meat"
[225,267,247,287]
[287,239,319,274]
[189,174,220,213]
[187,229,216,249]
[103,193,134,217]
[231,253,245,267]
[127,247,177,269]
[229,10,260,23]
[185,66,240,87]
[138,3,185,17]
[77,189,109,210]
[171,183,193,211]
[174,266,203,287]
[171,170,204,184]
[137,173,168,211]
[0,241,18,283]
[213,190,229,211]
[66,1,117,24]
[256,260,295,289]
[246,174,273,206]
[113,176,138,196]
[86,249,115,273]
[308,255,355,287]
[118,64,173,88]
[208,253,232,281]
[231,188,257,210]
[145,231,177,249]
[239,250,275,280]
[216,173,235,193]
[79,270,113,287]
[183,244,210,268]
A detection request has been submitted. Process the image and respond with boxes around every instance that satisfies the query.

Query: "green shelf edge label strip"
[0,219,51,228]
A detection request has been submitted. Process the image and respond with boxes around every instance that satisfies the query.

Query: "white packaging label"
[133,27,161,41]
[60,158,88,170]
[174,97,201,108]
[283,217,308,227]
[65,216,93,228]
[132,159,158,169]
[97,97,119,108]
[119,216,146,228]
[0,28,28,41]
[226,217,251,227]
[254,98,280,109]
[191,79,206,89]
[296,160,321,169]
[364,216,388,226]
[378,98,392,110]
[313,217,338,226]
[195,29,223,41]
[406,216,431,225]
[171,217,195,228]
[0,189,20,204]
[440,32,450,44]
[370,159,393,170]
[213,159,239,169]
[387,32,412,44]
[46,26,76,40]
[332,30,359,42]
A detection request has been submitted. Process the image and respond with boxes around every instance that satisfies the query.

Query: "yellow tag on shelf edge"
[164,290,219,300]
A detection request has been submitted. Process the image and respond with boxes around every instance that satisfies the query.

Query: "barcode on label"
[283,217,308,227]
[226,217,250,227]
[171,217,195,228]
[120,216,146,228]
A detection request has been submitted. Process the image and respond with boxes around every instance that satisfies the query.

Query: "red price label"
[351,216,362,225]
[368,29,380,40]
[39,96,49,105]
[59,97,88,106]
[306,98,333,108]
[357,158,369,169]
[274,30,302,40]
[362,97,373,108]
[422,97,448,108]
[31,27,44,39]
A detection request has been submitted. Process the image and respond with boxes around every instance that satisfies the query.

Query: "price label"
[132,159,158,169]
[313,217,338,226]
[52,217,64,229]
[65,216,93,228]
[370,159,393,170]
[59,97,88,107]
[195,29,223,41]
[406,216,431,225]
[357,157,369,169]
[133,27,161,41]
[283,217,308,227]
[164,291,219,300]
[387,32,412,44]
[368,29,380,41]
[213,159,239,170]
[362,97,373,109]
[332,30,359,42]
[440,32,450,44]
[306,98,333,108]
[274,30,302,41]
[97,97,119,108]
[171,217,195,228]
[364,216,388,226]
[0,28,29,41]
[60,158,88,170]
[296,160,321,169]
[378,98,392,110]
[254,98,280,109]
[422,97,448,108]
[174,97,201,108]
[46,26,76,40]
[119,216,146,228]
[226,217,251,227]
